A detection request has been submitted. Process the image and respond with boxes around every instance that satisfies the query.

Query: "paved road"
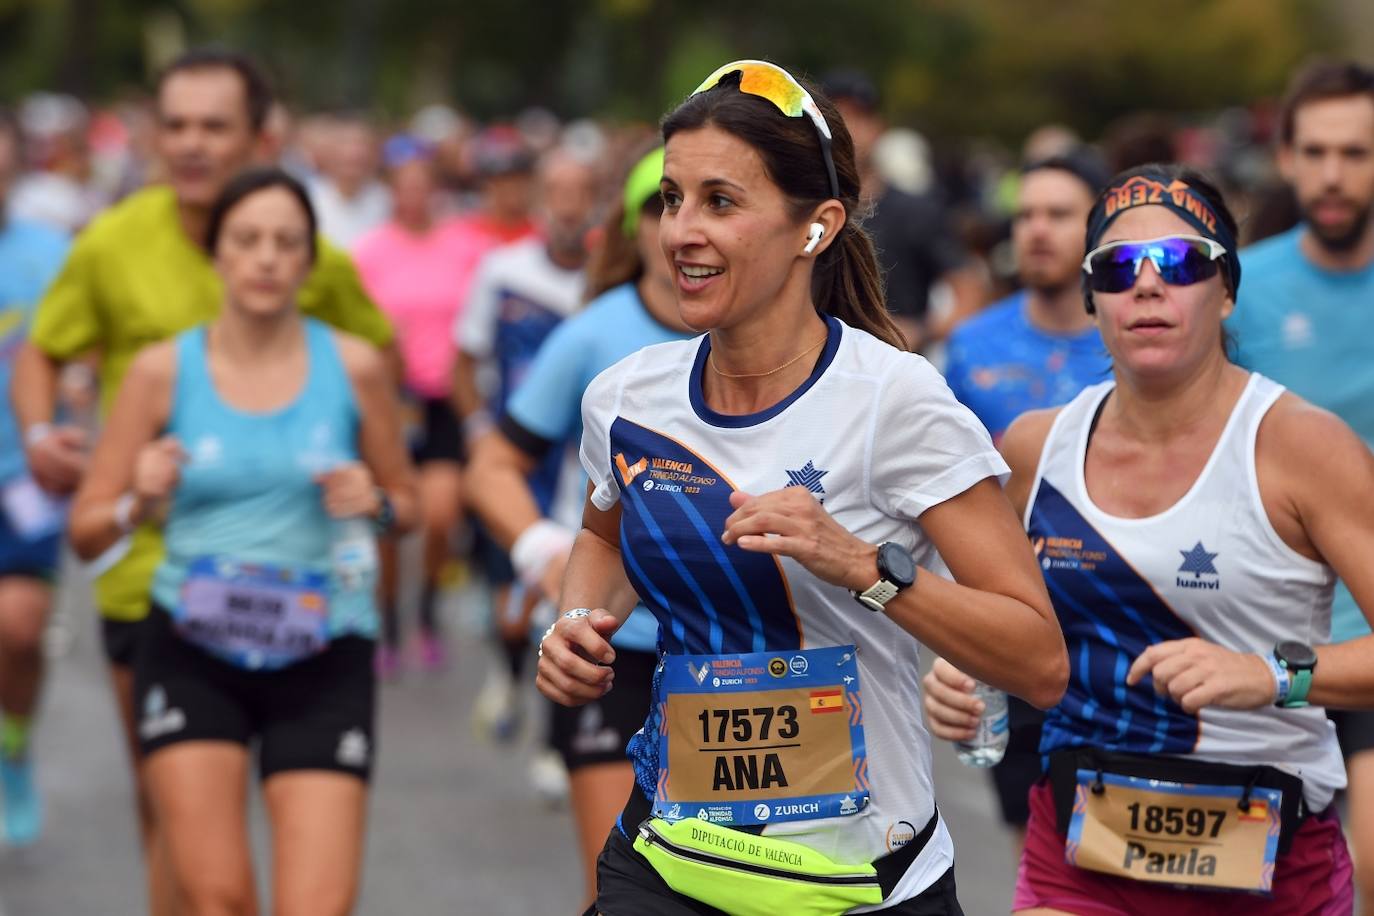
[0,568,1020,915]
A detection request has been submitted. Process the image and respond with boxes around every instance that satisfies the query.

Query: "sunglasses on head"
[1082,234,1228,294]
[691,59,841,201]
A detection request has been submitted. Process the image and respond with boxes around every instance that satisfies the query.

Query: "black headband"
[1084,174,1240,311]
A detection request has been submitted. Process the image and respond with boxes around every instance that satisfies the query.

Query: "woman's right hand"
[921,657,984,743]
[536,609,619,707]
[131,436,184,519]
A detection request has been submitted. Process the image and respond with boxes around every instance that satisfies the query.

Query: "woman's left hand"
[315,462,381,520]
[1126,638,1275,713]
[721,488,877,591]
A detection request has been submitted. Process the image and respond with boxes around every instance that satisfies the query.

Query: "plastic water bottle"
[955,682,1009,767]
[332,517,378,594]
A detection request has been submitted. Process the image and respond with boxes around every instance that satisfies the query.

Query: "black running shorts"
[135,605,376,782]
[1331,708,1374,757]
[550,648,657,771]
[102,617,145,669]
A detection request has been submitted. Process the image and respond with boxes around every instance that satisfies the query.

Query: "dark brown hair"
[205,167,318,264]
[1279,59,1374,146]
[156,47,274,133]
[584,196,664,300]
[661,69,905,350]
[584,142,666,300]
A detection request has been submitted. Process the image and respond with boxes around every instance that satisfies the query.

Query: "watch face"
[1276,640,1318,670]
[877,542,916,589]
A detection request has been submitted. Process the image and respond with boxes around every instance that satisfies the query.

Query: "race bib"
[177,556,331,670]
[2,476,67,542]
[654,645,869,827]
[1065,770,1282,893]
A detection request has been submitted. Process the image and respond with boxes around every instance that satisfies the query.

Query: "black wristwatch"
[371,487,396,534]
[851,542,917,613]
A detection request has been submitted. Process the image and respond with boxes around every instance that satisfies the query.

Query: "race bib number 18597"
[1065,770,1282,893]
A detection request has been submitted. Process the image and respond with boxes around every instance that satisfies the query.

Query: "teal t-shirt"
[1228,227,1374,642]
[151,319,376,646]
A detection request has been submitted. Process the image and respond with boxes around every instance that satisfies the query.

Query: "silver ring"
[539,610,590,659]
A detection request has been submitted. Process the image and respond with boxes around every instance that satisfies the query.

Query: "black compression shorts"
[550,648,656,771]
[1331,708,1374,758]
[135,605,376,782]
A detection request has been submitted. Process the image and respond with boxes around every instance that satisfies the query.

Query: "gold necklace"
[707,334,827,380]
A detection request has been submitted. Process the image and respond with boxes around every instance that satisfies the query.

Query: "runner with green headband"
[537,60,1068,915]
[465,145,693,907]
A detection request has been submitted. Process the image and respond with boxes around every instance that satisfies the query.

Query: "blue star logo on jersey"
[1178,542,1219,578]
[785,460,828,495]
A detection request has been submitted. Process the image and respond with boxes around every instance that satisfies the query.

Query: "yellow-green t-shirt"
[30,185,394,622]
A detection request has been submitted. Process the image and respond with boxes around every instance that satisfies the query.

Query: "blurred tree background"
[0,0,1365,141]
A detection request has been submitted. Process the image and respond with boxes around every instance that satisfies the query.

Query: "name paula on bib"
[1121,841,1217,878]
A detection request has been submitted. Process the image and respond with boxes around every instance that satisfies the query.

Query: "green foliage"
[0,0,1348,144]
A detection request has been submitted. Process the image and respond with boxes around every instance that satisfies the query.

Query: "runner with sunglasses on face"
[67,169,415,915]
[537,60,1068,916]
[924,164,1374,915]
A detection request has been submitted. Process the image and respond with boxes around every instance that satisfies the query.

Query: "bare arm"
[68,344,174,559]
[450,351,486,423]
[536,490,642,707]
[921,408,1061,736]
[464,432,540,548]
[13,342,88,493]
[12,342,61,432]
[562,493,641,623]
[885,479,1066,708]
[1267,401,1374,709]
[338,334,418,535]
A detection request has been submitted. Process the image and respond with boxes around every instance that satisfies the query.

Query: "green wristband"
[1282,664,1313,708]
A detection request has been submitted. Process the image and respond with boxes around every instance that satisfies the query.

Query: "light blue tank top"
[150,318,376,640]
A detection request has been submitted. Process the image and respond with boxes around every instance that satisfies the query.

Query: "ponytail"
[814,220,905,350]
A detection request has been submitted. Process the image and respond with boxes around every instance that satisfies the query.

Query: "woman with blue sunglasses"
[925,164,1374,915]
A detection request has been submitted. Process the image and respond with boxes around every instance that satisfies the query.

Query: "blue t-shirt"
[506,283,691,651]
[1229,227,1374,642]
[944,292,1111,443]
[0,218,70,483]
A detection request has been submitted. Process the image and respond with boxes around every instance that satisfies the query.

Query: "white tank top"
[1026,372,1344,811]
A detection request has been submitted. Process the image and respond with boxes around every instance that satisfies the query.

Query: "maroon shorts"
[1012,780,1354,915]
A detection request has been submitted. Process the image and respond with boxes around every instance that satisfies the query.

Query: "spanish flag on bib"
[810,688,844,713]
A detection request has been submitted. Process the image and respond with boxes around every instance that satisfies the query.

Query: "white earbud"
[803,222,824,254]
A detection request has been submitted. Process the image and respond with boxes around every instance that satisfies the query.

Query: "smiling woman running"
[68,168,416,916]
[535,60,1068,916]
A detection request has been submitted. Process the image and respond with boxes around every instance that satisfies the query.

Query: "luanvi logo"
[1176,542,1220,591]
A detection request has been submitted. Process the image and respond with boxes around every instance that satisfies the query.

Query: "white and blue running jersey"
[580,314,1008,902]
[1026,373,1345,811]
